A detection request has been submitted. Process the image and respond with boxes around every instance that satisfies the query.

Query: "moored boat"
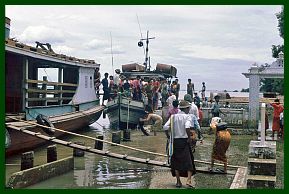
[5,17,104,156]
[104,64,177,130]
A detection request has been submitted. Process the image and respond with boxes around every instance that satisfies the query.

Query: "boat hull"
[105,96,146,130]
[6,105,104,156]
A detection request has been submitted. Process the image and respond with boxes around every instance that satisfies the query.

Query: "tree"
[260,7,284,95]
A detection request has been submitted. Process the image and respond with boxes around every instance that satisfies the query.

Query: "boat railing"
[25,79,78,107]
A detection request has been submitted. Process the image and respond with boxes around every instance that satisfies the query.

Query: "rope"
[6,116,245,169]
[6,116,166,157]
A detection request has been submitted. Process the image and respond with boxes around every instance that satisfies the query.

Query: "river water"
[5,115,166,189]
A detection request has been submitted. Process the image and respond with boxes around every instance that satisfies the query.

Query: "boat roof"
[121,71,174,81]
[5,39,100,68]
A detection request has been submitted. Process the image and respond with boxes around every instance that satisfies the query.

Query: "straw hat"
[178,100,191,109]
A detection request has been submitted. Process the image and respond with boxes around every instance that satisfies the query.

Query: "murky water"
[5,115,163,189]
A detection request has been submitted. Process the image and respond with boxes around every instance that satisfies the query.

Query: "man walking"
[163,100,196,188]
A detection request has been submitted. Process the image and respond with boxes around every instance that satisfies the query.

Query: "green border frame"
[1,1,287,194]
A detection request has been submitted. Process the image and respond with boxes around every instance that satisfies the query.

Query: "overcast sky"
[6,5,283,91]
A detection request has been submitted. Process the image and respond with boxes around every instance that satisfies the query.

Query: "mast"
[138,31,155,71]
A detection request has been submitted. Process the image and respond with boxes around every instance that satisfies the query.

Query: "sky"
[5,5,283,91]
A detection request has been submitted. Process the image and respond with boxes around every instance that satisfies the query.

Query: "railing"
[25,79,78,107]
[201,108,248,128]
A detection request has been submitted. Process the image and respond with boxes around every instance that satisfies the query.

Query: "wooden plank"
[26,97,73,102]
[247,175,276,182]
[27,89,76,94]
[26,79,78,87]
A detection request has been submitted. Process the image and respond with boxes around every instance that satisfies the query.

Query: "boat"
[5,17,104,156]
[104,31,177,130]
[104,63,177,130]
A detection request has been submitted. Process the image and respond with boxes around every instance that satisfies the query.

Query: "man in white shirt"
[184,94,199,120]
[166,93,176,108]
[114,69,121,86]
[163,100,196,188]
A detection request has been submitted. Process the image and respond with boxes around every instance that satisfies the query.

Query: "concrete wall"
[6,156,74,188]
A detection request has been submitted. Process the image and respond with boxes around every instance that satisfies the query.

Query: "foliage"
[261,7,284,94]
[260,78,284,95]
[276,7,284,39]
[241,88,249,92]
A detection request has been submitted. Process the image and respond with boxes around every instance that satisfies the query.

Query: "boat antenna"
[138,31,155,71]
[110,32,114,76]
[136,14,145,56]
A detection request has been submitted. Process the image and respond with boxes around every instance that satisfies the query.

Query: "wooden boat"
[5,17,104,156]
[104,31,177,130]
[104,63,177,130]
[104,94,147,130]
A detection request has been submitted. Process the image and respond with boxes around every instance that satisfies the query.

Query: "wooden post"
[95,135,104,150]
[47,145,57,163]
[21,151,34,171]
[42,76,47,106]
[73,142,85,157]
[58,68,63,105]
[123,129,131,141]
[112,131,121,145]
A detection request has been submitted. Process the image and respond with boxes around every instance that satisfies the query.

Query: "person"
[193,92,201,107]
[166,93,176,109]
[201,82,206,101]
[211,95,226,117]
[163,100,196,188]
[132,75,142,101]
[175,79,180,100]
[122,77,131,97]
[269,99,284,140]
[224,101,230,108]
[114,69,121,88]
[184,94,199,120]
[160,79,169,107]
[184,95,203,146]
[167,100,180,119]
[94,67,101,96]
[101,73,110,105]
[187,79,194,96]
[139,110,163,136]
[143,80,154,111]
[196,104,203,127]
[210,122,231,173]
[279,111,284,139]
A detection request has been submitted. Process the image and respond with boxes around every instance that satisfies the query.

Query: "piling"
[73,142,85,157]
[95,135,104,150]
[47,145,57,163]
[21,151,34,171]
[123,129,131,141]
[112,131,121,145]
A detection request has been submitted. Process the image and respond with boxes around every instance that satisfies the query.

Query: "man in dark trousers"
[101,73,109,105]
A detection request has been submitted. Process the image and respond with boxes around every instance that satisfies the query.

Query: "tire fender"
[36,114,55,136]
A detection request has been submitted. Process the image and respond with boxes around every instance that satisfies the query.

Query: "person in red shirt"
[196,103,203,127]
[270,99,284,140]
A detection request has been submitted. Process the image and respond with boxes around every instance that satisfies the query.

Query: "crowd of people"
[95,68,284,188]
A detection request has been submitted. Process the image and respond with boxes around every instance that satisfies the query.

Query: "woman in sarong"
[270,99,284,140]
[210,122,231,173]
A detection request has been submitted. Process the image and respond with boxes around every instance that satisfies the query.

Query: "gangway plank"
[6,124,239,174]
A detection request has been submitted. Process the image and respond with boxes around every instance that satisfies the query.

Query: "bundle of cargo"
[155,63,177,77]
[122,63,145,72]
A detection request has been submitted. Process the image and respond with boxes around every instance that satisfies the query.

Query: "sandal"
[186,183,194,189]
[176,183,182,188]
